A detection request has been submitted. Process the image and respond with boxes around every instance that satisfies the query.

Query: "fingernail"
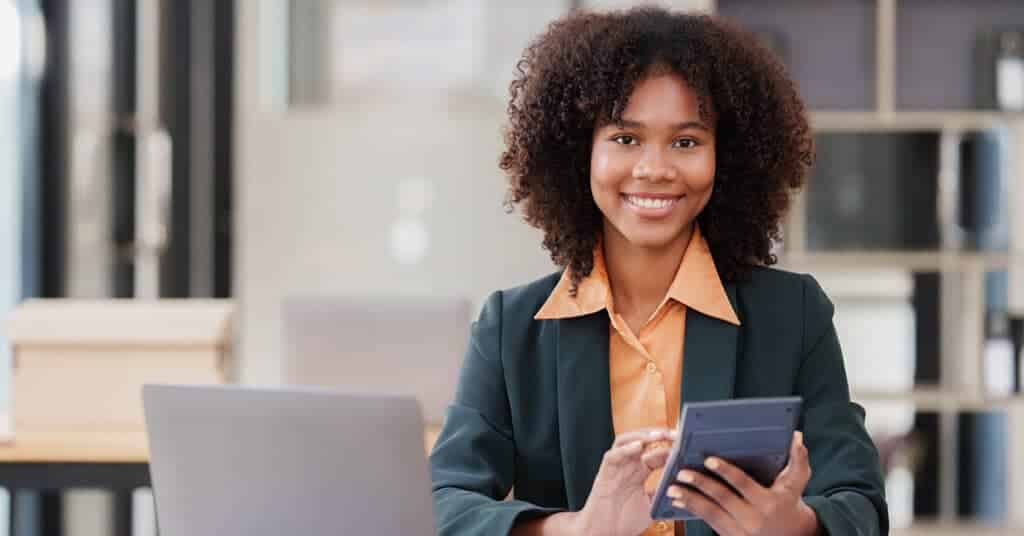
[672,500,687,509]
[631,440,643,449]
[667,486,682,498]
[677,471,695,483]
[650,430,661,439]
[705,458,720,470]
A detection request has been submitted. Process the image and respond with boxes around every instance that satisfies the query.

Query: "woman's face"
[590,73,716,252]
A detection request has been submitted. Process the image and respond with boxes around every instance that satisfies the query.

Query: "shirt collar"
[534,226,740,326]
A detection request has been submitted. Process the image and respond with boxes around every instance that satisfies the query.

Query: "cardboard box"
[6,299,234,435]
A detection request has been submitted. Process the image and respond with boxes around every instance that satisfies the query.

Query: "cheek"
[590,151,612,186]
[689,150,717,194]
[589,149,621,199]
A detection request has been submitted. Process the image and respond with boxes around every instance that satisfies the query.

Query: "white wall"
[233,0,715,385]
[236,3,553,385]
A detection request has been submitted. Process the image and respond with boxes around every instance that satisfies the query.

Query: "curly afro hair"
[500,6,813,292]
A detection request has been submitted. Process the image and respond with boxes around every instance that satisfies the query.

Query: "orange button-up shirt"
[535,226,740,536]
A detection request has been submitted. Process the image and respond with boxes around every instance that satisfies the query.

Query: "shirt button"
[655,520,671,532]
[646,361,658,373]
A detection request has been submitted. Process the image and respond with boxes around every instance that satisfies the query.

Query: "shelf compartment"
[717,0,876,111]
[896,0,1024,110]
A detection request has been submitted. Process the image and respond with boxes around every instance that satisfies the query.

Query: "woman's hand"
[665,432,821,536]
[573,428,675,536]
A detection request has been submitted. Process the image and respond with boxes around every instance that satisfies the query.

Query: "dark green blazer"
[430,267,888,536]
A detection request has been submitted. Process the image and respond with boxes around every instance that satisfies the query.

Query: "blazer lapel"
[680,284,741,536]
[555,312,614,510]
[680,283,741,405]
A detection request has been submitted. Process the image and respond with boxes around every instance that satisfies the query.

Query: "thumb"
[640,447,671,473]
[775,431,811,490]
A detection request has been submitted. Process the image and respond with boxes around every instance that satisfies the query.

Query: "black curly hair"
[500,6,813,292]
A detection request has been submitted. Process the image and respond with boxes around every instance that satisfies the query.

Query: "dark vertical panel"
[110,0,137,298]
[187,0,216,297]
[38,492,62,536]
[38,0,69,298]
[112,489,133,536]
[159,0,233,298]
[913,272,941,385]
[912,412,941,517]
[213,0,234,298]
[957,411,1008,519]
[160,0,191,297]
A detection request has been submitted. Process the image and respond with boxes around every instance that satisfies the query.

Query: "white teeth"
[625,195,677,209]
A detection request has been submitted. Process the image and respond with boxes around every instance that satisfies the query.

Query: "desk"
[0,426,442,536]
[0,430,150,536]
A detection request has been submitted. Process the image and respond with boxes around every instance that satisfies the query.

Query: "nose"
[632,148,677,182]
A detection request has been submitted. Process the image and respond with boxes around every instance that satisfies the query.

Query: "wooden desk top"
[0,430,150,463]
[0,425,442,464]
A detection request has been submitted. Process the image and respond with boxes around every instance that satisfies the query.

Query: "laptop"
[281,296,472,424]
[142,384,437,536]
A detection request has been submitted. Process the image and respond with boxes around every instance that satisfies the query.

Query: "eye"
[612,134,638,146]
[673,138,698,149]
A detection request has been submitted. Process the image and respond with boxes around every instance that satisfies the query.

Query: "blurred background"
[2,0,1024,535]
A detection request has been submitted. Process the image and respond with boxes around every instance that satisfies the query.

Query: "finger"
[604,440,644,467]
[703,456,771,505]
[668,485,748,536]
[640,447,671,472]
[676,469,760,530]
[775,432,812,492]
[613,428,673,447]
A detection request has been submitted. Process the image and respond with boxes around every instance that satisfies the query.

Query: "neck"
[602,223,695,316]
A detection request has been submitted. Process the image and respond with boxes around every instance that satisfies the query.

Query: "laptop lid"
[143,384,436,536]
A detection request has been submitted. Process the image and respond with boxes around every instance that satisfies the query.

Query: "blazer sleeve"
[429,291,562,535]
[796,274,890,536]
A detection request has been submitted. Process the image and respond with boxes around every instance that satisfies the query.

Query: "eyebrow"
[615,118,711,132]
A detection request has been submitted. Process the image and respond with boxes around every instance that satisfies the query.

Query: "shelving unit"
[707,0,1024,532]
[891,522,1023,536]
[853,387,1024,412]
[810,111,1012,133]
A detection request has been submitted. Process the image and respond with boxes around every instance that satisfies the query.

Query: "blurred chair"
[281,296,472,425]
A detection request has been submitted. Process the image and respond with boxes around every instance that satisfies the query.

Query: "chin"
[620,228,687,250]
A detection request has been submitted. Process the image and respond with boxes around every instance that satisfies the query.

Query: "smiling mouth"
[621,194,683,210]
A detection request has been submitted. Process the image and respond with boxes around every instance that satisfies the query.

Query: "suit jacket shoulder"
[737,266,836,346]
[500,271,562,318]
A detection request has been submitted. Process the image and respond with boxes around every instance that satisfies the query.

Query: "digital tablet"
[650,397,803,521]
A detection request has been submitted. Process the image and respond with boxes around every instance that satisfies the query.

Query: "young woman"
[430,7,887,536]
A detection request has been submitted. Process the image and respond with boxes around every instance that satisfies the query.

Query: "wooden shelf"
[810,111,1024,132]
[778,251,1012,272]
[852,388,1024,412]
[892,521,1023,536]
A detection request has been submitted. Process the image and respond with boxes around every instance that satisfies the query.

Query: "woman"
[430,7,887,536]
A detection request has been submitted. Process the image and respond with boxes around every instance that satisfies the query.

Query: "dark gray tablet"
[651,397,803,521]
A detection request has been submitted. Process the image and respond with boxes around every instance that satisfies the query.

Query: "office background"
[3,0,1024,535]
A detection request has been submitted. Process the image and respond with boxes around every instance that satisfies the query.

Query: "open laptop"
[142,384,437,536]
[281,296,472,424]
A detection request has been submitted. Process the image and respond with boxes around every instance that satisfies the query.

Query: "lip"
[620,193,684,218]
